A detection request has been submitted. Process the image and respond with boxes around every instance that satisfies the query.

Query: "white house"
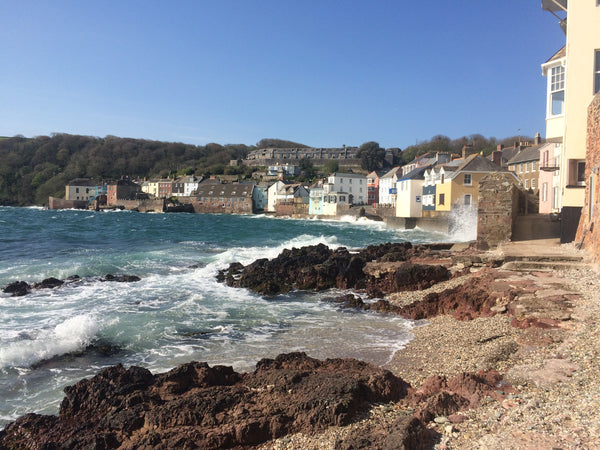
[395,166,431,218]
[267,180,287,212]
[378,167,402,207]
[324,172,367,205]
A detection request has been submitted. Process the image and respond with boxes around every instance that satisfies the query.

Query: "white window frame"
[464,173,472,186]
[549,64,565,116]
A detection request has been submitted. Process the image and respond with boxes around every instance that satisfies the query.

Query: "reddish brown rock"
[0,353,411,449]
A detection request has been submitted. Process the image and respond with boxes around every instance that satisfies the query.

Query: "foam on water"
[0,315,99,369]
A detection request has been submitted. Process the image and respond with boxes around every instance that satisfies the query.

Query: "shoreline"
[260,242,600,449]
[3,239,597,448]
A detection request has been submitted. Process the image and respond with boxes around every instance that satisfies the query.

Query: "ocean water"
[0,206,468,427]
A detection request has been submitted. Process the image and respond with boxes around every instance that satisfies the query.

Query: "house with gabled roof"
[193,182,254,214]
[430,154,516,217]
[395,165,431,218]
[378,167,402,207]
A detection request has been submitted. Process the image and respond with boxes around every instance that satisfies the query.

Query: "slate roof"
[195,183,254,198]
[507,144,549,165]
[398,165,432,181]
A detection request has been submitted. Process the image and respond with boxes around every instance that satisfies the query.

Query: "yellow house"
[542,0,600,212]
[434,155,510,214]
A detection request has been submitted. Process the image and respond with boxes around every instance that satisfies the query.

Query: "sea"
[0,206,475,428]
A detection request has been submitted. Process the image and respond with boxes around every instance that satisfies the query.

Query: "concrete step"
[503,255,585,263]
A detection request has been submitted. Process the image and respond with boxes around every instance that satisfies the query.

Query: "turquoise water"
[0,207,455,427]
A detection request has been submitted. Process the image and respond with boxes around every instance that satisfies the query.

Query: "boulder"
[2,280,31,296]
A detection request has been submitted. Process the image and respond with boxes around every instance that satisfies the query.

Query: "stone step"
[503,255,585,263]
[502,260,586,271]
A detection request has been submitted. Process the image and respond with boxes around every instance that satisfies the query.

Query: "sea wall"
[476,173,519,249]
[48,197,88,210]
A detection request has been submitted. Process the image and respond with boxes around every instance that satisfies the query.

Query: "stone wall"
[476,173,519,249]
[48,197,88,210]
[576,93,600,263]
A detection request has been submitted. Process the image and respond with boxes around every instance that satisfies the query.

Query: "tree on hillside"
[356,141,386,172]
[256,138,309,149]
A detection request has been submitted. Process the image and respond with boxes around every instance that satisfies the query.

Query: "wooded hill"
[0,134,254,206]
[0,133,531,206]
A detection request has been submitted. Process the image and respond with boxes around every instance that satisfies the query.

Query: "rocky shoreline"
[1,241,597,449]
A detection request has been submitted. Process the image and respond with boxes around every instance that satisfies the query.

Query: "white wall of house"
[396,179,424,218]
[267,180,286,212]
[325,173,366,205]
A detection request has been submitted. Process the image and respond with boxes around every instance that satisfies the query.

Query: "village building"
[541,0,600,240]
[107,178,142,206]
[308,179,325,216]
[157,179,173,198]
[425,155,513,217]
[274,184,309,217]
[325,173,367,205]
[251,182,269,212]
[266,180,287,212]
[65,178,104,202]
[539,141,562,214]
[507,144,543,193]
[172,175,200,197]
[395,165,431,218]
[193,183,254,214]
[378,167,403,207]
[366,170,385,206]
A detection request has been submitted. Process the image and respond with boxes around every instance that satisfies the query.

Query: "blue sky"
[0,1,565,149]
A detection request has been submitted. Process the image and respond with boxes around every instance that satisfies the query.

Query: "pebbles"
[261,260,600,449]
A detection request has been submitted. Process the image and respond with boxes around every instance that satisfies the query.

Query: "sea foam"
[0,314,99,369]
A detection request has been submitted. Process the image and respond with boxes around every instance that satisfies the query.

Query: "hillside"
[0,134,252,206]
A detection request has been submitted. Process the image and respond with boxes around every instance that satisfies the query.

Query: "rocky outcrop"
[0,353,411,449]
[217,242,452,296]
[1,274,140,296]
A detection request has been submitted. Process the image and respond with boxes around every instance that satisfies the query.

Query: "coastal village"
[6,2,600,450]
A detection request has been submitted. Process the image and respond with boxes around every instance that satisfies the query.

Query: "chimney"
[496,144,504,151]
[534,132,541,145]
[492,150,503,167]
[462,144,474,159]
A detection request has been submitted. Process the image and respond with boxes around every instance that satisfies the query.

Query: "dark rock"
[33,277,64,289]
[2,280,31,296]
[0,352,411,449]
[101,274,141,282]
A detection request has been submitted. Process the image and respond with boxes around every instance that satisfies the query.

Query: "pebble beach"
[261,243,600,449]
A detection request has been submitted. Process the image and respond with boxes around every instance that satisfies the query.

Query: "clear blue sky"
[0,1,565,149]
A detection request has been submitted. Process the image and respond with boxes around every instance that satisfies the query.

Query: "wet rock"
[0,352,411,449]
[364,263,450,296]
[2,280,31,296]
[33,277,64,289]
[101,274,141,282]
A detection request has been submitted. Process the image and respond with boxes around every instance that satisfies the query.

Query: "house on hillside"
[172,175,200,197]
[158,179,173,198]
[252,182,269,212]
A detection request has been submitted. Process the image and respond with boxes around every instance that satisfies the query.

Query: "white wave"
[0,314,99,368]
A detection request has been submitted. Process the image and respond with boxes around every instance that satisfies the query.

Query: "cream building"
[542,0,600,212]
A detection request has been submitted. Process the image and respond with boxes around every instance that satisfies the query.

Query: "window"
[550,65,565,115]
[439,193,445,205]
[464,173,472,185]
[532,161,536,172]
[525,163,530,173]
[464,194,472,206]
[531,179,536,190]
[542,183,548,202]
[595,50,600,95]
[519,164,523,173]
[525,180,529,189]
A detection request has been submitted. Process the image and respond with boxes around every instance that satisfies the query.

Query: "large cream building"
[542,0,600,213]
